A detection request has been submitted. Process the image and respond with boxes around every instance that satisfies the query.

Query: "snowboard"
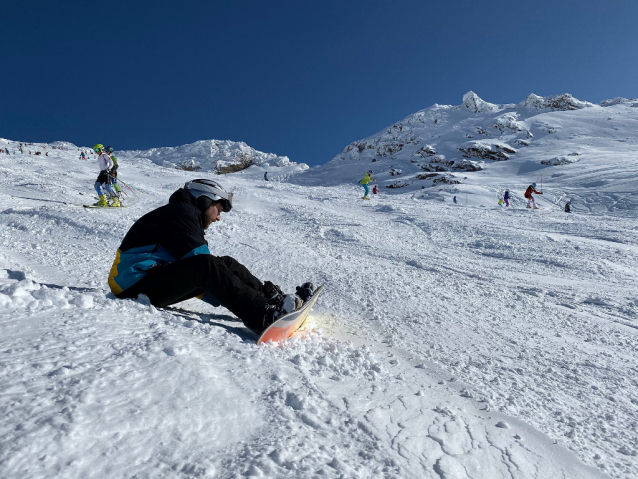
[257,285,324,345]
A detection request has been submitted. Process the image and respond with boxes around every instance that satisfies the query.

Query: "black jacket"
[108,189,211,294]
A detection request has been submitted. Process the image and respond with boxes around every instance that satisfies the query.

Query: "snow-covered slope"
[295,92,638,216]
[0,125,636,478]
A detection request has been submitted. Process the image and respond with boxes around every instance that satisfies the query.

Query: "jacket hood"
[169,188,198,207]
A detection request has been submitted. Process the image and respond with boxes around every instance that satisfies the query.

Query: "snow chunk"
[463,91,497,113]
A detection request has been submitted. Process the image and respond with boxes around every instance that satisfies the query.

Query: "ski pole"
[108,174,138,198]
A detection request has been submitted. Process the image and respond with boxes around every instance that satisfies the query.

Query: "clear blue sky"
[2,0,636,166]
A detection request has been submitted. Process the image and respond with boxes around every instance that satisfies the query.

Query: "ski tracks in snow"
[0,149,634,478]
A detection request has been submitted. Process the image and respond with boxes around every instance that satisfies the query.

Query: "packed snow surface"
[0,93,637,479]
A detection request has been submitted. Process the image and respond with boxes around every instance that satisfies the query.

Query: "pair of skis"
[83,203,128,209]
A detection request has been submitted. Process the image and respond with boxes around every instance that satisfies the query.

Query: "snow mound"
[49,141,78,149]
[119,139,302,173]
[600,97,638,106]
[521,93,595,111]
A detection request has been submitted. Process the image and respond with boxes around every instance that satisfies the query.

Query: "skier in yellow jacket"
[360,170,375,200]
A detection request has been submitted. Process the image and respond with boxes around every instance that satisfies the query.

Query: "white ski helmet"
[184,179,233,212]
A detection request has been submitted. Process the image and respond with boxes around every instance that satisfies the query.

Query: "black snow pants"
[118,254,268,331]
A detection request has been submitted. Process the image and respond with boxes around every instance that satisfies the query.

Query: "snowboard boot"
[526,204,532,208]
[533,206,540,209]
[263,281,284,303]
[260,294,303,333]
[94,194,107,207]
[295,282,315,302]
[362,196,370,200]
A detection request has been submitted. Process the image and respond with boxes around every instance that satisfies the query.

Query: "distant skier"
[92,143,120,207]
[524,183,542,209]
[5,148,9,155]
[453,196,457,204]
[372,185,378,195]
[80,151,86,160]
[503,189,510,207]
[360,170,375,200]
[564,200,572,213]
[105,146,123,198]
[264,171,269,181]
[108,179,314,335]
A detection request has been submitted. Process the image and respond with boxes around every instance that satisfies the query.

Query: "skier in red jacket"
[524,183,542,209]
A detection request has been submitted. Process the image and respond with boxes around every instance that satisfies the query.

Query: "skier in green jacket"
[360,170,375,200]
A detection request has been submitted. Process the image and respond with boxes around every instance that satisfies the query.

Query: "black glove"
[263,281,284,302]
[296,282,315,302]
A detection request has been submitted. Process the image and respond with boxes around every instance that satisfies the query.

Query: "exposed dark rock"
[433,175,461,185]
[416,173,439,180]
[540,156,577,166]
[458,145,511,161]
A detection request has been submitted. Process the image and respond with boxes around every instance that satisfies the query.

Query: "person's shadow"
[162,306,258,341]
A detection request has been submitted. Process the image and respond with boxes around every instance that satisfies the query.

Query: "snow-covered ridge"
[295,91,638,215]
[118,139,306,173]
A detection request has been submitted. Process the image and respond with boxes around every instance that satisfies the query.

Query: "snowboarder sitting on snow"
[93,144,120,207]
[372,185,378,195]
[108,179,314,334]
[360,170,375,200]
[564,200,572,213]
[503,189,510,207]
[524,183,542,209]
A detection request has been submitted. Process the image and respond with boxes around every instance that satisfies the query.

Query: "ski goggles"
[217,193,233,213]
[184,182,233,212]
